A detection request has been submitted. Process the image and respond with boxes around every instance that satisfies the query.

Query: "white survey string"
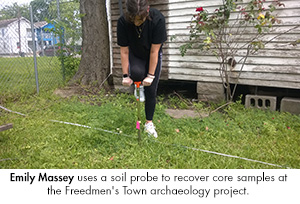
[0,105,26,116]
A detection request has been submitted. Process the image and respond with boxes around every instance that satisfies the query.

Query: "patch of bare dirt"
[54,84,113,98]
[165,109,209,119]
[54,86,80,98]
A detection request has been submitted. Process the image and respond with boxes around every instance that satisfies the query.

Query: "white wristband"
[147,74,155,79]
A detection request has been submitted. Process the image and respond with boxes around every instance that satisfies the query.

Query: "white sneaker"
[134,84,145,102]
[144,122,158,138]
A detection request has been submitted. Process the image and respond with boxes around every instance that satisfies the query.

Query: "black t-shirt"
[117,8,167,60]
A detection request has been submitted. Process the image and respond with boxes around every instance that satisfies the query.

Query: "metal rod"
[30,5,39,94]
[137,87,141,143]
[135,82,142,144]
[18,13,21,54]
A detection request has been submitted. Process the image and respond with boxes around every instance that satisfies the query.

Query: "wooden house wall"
[110,0,300,90]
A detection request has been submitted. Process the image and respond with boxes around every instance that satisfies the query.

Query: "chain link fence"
[0,0,81,97]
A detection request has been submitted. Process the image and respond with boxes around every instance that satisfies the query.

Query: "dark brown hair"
[125,0,150,23]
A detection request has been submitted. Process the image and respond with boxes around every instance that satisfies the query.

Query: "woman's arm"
[143,43,162,86]
[148,43,162,75]
[120,46,133,86]
[120,46,130,75]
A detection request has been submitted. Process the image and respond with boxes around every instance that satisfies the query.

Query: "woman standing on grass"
[117,0,167,138]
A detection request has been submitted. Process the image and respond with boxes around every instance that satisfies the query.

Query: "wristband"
[147,74,155,79]
[123,74,129,78]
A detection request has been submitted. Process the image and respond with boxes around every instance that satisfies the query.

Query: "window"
[26,28,32,38]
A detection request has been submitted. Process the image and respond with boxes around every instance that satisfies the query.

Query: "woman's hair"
[125,0,151,23]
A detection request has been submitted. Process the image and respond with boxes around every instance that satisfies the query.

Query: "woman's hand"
[122,77,133,86]
[142,74,155,86]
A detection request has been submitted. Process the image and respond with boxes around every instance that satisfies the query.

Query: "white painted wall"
[0,18,33,55]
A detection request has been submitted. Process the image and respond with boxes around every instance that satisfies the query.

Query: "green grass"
[0,56,63,95]
[1,90,299,169]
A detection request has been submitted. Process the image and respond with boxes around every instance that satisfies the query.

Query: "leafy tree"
[30,0,56,22]
[43,0,82,82]
[48,0,82,47]
[0,3,30,20]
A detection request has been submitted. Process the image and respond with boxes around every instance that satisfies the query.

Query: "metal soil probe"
[134,81,142,143]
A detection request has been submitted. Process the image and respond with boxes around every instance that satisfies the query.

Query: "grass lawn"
[1,88,299,169]
[0,56,63,96]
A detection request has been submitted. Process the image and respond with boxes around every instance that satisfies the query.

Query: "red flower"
[198,21,205,25]
[196,7,204,12]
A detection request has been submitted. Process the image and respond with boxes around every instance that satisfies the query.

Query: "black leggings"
[129,50,162,121]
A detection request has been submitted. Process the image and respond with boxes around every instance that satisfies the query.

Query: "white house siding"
[110,0,300,91]
[0,18,33,55]
[166,0,300,90]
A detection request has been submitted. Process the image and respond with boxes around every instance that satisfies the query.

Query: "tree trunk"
[73,0,110,87]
